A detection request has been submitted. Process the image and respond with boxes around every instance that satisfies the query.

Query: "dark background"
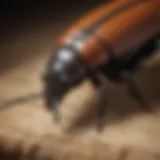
[0,0,106,40]
[0,0,104,20]
[0,0,108,71]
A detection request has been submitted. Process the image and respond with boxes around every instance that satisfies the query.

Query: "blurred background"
[0,0,105,71]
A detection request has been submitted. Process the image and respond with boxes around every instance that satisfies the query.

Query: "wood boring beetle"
[1,0,160,130]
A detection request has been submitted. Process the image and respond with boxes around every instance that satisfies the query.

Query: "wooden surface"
[0,5,160,160]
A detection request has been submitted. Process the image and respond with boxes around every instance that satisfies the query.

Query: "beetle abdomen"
[97,0,160,56]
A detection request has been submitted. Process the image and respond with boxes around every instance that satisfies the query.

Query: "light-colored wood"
[0,4,160,160]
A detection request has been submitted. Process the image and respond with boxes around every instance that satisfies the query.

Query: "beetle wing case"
[56,0,160,68]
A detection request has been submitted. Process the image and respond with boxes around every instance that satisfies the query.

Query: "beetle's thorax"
[43,42,89,108]
[51,45,88,84]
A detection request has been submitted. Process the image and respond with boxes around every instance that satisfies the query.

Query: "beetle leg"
[51,100,61,122]
[121,71,151,111]
[97,79,108,131]
[88,70,108,131]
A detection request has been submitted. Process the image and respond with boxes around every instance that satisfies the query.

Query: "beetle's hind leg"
[119,35,160,111]
[121,71,151,111]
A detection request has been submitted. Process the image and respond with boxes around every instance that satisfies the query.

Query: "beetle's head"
[42,45,88,113]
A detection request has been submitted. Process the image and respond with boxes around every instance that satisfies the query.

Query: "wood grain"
[0,4,160,160]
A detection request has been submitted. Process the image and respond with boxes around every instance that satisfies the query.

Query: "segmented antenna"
[0,91,43,110]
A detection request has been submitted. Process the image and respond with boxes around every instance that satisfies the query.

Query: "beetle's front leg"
[88,70,108,132]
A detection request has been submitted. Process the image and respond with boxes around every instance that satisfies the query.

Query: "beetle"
[42,0,160,129]
[1,0,160,131]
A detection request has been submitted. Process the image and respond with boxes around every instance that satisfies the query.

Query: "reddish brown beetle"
[1,0,160,130]
[43,0,160,129]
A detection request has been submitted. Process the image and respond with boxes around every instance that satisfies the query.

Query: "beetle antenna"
[0,91,43,110]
